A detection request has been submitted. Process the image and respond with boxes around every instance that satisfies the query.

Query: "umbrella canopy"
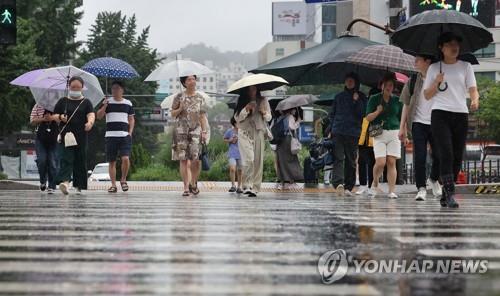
[10,69,45,87]
[252,35,386,87]
[145,59,213,81]
[342,45,416,74]
[161,91,211,109]
[27,65,104,110]
[82,57,139,79]
[391,10,493,55]
[276,94,318,111]
[227,73,288,94]
[225,96,283,110]
[395,72,409,84]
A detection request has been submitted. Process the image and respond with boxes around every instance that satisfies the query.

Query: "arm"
[399,104,409,143]
[235,108,250,123]
[96,99,107,120]
[424,70,444,100]
[260,99,272,122]
[469,86,479,111]
[128,115,135,135]
[170,95,183,118]
[84,112,96,132]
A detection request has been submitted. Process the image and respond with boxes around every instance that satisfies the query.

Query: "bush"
[0,172,7,180]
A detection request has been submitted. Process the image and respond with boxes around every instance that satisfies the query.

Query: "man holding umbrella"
[329,72,367,196]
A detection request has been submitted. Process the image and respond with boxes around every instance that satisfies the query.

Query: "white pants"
[373,130,401,159]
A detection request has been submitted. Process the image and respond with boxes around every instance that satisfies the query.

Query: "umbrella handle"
[438,82,448,92]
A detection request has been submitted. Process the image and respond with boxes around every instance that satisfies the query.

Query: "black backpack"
[36,111,59,147]
[270,115,289,145]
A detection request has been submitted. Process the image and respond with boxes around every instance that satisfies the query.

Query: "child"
[224,117,242,193]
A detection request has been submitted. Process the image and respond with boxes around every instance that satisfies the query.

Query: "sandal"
[182,191,190,197]
[189,183,200,195]
[120,182,129,192]
[108,186,117,193]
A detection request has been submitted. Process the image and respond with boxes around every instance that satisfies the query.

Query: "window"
[476,72,496,80]
[210,77,214,82]
[322,4,336,24]
[275,48,285,57]
[203,77,207,82]
[322,25,337,43]
[474,44,495,58]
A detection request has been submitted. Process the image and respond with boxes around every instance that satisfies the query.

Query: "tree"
[76,11,163,168]
[0,18,45,136]
[475,77,500,143]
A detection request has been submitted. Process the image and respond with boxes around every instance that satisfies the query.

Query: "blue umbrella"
[82,57,139,79]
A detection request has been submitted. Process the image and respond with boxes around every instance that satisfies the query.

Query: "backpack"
[408,73,418,97]
[270,115,289,145]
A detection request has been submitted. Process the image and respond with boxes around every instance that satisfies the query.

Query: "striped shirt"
[105,97,135,138]
[30,104,46,122]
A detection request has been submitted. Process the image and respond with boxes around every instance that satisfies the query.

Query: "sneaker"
[415,187,427,201]
[356,186,368,195]
[336,184,345,197]
[344,190,353,197]
[59,182,69,195]
[229,186,237,193]
[440,196,447,207]
[47,188,55,195]
[446,194,459,208]
[388,192,398,199]
[324,181,330,186]
[40,183,47,192]
[75,188,82,195]
[367,187,378,198]
[236,188,243,194]
[429,179,442,197]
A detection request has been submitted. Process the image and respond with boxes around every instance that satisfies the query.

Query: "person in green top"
[366,73,402,199]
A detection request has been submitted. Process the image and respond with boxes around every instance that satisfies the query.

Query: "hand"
[398,130,409,146]
[100,98,108,109]
[84,122,93,132]
[353,92,359,101]
[259,104,267,115]
[435,73,445,84]
[376,105,384,114]
[470,99,479,111]
[245,102,256,112]
[43,114,52,122]
[201,131,208,142]
[60,114,68,123]
[232,137,238,144]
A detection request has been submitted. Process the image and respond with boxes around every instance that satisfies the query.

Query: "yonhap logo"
[317,249,348,284]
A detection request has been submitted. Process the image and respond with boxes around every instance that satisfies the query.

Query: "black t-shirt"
[54,97,94,145]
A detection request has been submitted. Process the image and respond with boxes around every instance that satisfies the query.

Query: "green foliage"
[476,77,500,143]
[0,172,7,180]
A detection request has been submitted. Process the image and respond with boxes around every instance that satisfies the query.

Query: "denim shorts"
[229,158,241,169]
[106,135,132,162]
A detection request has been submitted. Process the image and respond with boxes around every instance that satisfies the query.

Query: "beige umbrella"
[227,73,288,94]
[160,91,211,109]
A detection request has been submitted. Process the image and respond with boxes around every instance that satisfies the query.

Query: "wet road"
[0,190,498,295]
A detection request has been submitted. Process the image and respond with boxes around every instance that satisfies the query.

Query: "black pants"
[332,134,358,191]
[56,143,88,190]
[358,146,374,187]
[431,110,468,196]
[412,122,440,189]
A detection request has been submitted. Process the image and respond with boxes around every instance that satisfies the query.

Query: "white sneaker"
[388,192,398,199]
[59,182,69,195]
[356,186,368,195]
[344,190,353,197]
[415,187,427,201]
[47,188,55,195]
[336,184,345,197]
[75,188,82,195]
[429,179,442,197]
[324,180,331,186]
[367,187,378,198]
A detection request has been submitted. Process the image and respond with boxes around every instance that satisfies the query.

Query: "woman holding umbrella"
[51,76,95,195]
[234,86,272,197]
[423,32,479,208]
[171,75,209,197]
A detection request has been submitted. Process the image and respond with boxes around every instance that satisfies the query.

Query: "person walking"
[171,75,209,197]
[234,85,272,197]
[423,32,479,208]
[30,104,59,194]
[330,72,367,196]
[399,54,442,201]
[366,73,403,199]
[96,81,135,193]
[356,117,375,195]
[224,117,243,194]
[51,77,95,195]
[276,107,304,190]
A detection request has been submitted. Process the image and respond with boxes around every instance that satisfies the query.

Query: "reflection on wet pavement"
[0,191,498,295]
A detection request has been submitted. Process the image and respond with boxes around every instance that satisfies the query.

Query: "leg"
[180,160,190,192]
[372,157,386,189]
[358,147,368,187]
[229,159,237,186]
[56,145,75,185]
[252,130,265,192]
[332,135,346,187]
[120,156,130,183]
[451,113,468,181]
[46,145,59,190]
[190,160,200,186]
[109,161,117,187]
[344,137,358,191]
[412,123,429,189]
[386,156,397,194]
[238,130,254,190]
[106,137,119,187]
[119,135,132,183]
[35,139,48,187]
[72,144,88,190]
[367,148,375,188]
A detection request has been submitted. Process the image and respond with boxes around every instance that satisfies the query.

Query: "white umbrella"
[29,65,104,109]
[276,94,318,111]
[160,91,211,110]
[227,73,288,94]
[145,59,213,81]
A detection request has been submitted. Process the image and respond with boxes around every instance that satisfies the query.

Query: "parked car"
[88,163,110,182]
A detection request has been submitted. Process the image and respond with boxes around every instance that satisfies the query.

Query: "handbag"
[200,143,210,171]
[290,130,302,155]
[368,121,384,138]
[57,98,86,147]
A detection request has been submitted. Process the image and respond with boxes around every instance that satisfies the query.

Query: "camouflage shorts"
[172,126,201,161]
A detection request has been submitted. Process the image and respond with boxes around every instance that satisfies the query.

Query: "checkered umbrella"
[344,45,416,74]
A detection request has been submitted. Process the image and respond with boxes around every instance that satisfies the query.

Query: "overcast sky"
[76,0,292,54]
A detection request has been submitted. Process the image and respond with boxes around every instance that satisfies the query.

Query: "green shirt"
[366,93,402,131]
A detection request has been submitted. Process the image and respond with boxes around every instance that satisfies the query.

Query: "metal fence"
[402,160,500,184]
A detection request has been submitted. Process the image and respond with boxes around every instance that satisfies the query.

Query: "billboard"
[273,2,311,35]
[409,0,496,28]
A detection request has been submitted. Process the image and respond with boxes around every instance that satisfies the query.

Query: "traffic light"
[0,0,16,45]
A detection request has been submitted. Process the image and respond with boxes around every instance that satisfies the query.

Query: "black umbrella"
[225,96,283,111]
[251,34,386,88]
[404,50,479,65]
[391,10,492,56]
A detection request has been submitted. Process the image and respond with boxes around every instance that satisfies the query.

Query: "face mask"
[68,90,82,98]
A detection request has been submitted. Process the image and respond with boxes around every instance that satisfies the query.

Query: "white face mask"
[68,90,82,98]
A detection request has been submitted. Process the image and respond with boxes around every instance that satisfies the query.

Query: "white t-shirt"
[413,84,433,125]
[423,60,477,114]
